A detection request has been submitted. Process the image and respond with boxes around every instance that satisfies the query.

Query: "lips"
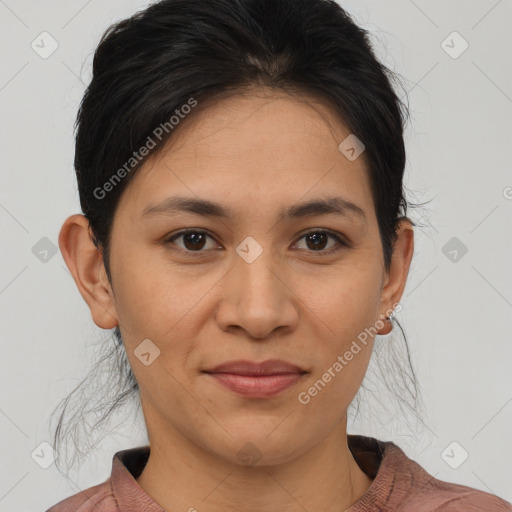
[204,359,307,376]
[203,359,307,398]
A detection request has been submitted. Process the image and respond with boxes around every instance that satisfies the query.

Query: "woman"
[46,0,512,510]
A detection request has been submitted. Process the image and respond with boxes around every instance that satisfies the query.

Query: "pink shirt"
[45,434,512,511]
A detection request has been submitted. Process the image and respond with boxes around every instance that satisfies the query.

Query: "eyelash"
[163,228,348,257]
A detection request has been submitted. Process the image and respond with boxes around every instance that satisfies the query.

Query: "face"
[73,87,411,466]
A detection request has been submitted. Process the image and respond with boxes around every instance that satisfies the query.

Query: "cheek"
[111,252,220,386]
[295,341,373,434]
[111,249,195,334]
[298,261,381,396]
[302,258,382,335]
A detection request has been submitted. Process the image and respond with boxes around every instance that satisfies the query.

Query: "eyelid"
[292,228,348,255]
[164,228,221,254]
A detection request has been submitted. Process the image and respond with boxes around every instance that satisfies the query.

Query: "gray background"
[0,0,511,510]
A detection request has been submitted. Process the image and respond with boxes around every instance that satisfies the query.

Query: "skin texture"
[59,87,414,512]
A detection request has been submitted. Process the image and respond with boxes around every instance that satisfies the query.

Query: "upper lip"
[204,359,307,376]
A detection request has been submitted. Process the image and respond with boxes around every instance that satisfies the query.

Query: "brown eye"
[165,230,218,252]
[294,230,347,254]
[304,232,329,250]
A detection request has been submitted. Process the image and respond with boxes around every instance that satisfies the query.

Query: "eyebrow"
[140,195,366,223]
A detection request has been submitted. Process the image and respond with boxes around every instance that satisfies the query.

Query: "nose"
[214,249,299,340]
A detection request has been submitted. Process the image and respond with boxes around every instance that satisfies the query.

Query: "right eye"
[163,229,221,254]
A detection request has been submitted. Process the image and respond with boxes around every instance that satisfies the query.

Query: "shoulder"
[44,445,152,512]
[400,477,512,511]
[44,479,119,512]
[382,441,512,511]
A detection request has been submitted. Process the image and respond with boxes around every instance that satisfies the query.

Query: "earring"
[375,310,395,339]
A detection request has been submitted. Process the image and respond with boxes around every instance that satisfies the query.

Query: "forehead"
[118,88,375,223]
[166,88,356,163]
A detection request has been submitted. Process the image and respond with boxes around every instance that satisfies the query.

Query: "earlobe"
[58,214,119,330]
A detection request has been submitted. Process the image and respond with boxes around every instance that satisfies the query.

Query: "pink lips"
[203,359,307,398]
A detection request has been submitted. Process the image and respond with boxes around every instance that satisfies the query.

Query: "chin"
[213,425,310,467]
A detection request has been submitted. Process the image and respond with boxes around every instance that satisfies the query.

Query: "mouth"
[202,359,308,398]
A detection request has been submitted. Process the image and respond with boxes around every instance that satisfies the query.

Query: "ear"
[377,218,414,334]
[58,214,119,329]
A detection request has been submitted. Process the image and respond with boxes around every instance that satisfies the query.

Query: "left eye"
[164,229,346,254]
[294,230,345,252]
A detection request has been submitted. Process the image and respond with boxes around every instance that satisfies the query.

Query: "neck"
[136,417,373,512]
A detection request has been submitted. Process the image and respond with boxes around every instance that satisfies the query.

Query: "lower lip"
[206,372,304,398]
